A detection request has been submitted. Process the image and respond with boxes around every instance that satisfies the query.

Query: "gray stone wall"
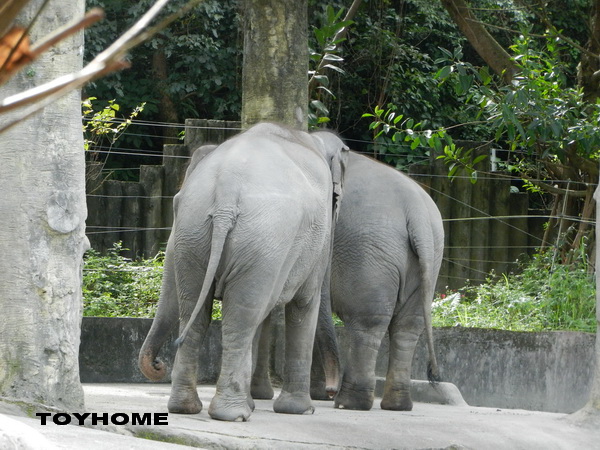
[79,318,594,413]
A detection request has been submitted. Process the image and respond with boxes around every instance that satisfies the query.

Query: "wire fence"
[84,119,596,290]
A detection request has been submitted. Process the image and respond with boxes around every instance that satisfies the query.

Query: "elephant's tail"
[408,213,442,384]
[175,212,234,347]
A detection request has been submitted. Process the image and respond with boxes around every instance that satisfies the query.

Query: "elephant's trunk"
[323,347,340,398]
[316,273,341,398]
[138,238,179,381]
[139,341,168,381]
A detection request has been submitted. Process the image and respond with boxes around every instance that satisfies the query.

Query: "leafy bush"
[84,243,595,333]
[83,243,163,318]
[433,247,596,333]
[83,242,225,320]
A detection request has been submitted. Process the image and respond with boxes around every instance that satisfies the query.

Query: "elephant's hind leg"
[273,292,320,415]
[168,299,212,414]
[251,313,275,400]
[380,297,424,411]
[208,288,271,421]
[334,322,388,410]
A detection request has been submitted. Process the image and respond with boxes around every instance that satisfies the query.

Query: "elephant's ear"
[331,143,349,223]
[184,144,218,182]
[311,131,350,223]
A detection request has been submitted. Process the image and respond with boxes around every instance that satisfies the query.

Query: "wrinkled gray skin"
[138,123,349,422]
[252,149,444,412]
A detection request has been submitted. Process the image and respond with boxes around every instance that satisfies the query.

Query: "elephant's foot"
[273,391,315,415]
[168,387,202,414]
[251,377,274,400]
[381,385,413,411]
[334,381,374,411]
[208,392,253,422]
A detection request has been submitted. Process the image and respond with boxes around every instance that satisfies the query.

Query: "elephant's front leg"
[273,294,320,415]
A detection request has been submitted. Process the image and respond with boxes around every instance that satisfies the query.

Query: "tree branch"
[0,0,206,131]
[440,0,518,83]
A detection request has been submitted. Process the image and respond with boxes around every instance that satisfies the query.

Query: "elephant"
[138,122,349,422]
[252,146,444,412]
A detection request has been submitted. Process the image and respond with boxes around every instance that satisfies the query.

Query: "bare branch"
[0,0,30,36]
[30,8,104,57]
[0,8,105,85]
[0,0,206,128]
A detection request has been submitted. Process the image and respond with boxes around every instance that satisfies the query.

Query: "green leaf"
[470,171,478,184]
[439,47,454,59]
[322,64,345,74]
[313,74,329,86]
[472,154,488,165]
[323,53,344,62]
[410,137,421,150]
[436,65,453,80]
[310,100,329,115]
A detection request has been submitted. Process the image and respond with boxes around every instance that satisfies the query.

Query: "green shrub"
[82,243,163,318]
[82,242,225,320]
[84,243,595,332]
[433,247,596,333]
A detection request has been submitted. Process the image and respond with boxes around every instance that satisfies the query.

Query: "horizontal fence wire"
[84,120,596,290]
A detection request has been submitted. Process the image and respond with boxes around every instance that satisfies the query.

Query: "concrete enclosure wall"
[396,327,594,413]
[80,317,594,413]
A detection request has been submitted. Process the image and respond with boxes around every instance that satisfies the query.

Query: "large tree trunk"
[571,0,600,425]
[152,47,180,144]
[569,180,600,426]
[577,0,600,103]
[0,0,87,410]
[440,0,517,82]
[241,0,308,130]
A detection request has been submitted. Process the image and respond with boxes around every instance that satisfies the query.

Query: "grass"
[433,248,596,333]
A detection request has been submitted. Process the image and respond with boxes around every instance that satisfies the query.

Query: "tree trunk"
[577,0,600,103]
[569,179,600,426]
[440,0,517,82]
[241,0,308,130]
[152,47,180,144]
[0,0,87,410]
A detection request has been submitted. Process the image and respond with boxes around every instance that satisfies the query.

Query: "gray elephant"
[138,122,349,422]
[252,146,444,412]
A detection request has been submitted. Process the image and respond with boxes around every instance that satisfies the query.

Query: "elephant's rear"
[174,127,332,312]
[328,151,444,410]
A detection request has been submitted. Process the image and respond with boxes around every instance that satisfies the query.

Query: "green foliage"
[433,246,596,333]
[84,0,241,153]
[434,35,600,184]
[82,98,146,181]
[83,242,224,320]
[363,104,486,181]
[83,98,145,152]
[83,243,163,318]
[308,5,354,128]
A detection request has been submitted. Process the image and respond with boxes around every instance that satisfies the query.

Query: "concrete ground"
[4,383,600,449]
